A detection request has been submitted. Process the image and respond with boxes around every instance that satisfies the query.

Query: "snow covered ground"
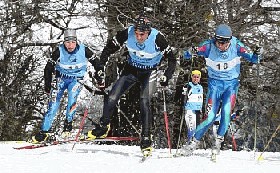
[0,141,279,173]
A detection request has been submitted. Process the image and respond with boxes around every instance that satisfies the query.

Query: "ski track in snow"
[0,142,279,173]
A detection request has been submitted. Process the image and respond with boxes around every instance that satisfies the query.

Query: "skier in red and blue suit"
[183,24,262,154]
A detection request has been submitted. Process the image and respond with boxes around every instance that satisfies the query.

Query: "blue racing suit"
[184,36,260,140]
[41,44,96,132]
[184,82,203,142]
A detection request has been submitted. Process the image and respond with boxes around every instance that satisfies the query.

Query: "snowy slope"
[0,142,279,173]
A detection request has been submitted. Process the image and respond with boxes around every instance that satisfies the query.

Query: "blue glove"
[184,51,192,60]
[184,47,198,60]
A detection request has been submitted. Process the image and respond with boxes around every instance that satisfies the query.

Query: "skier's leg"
[41,79,67,132]
[194,83,220,141]
[217,79,239,137]
[215,79,239,153]
[88,73,137,139]
[185,110,196,143]
[32,79,66,143]
[64,79,83,132]
[101,74,137,126]
[139,70,156,155]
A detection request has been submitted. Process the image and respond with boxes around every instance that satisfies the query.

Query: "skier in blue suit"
[183,24,262,155]
[182,70,203,144]
[32,29,99,143]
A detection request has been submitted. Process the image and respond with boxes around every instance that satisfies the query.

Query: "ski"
[14,136,139,150]
[157,153,176,159]
[210,149,218,162]
[13,139,74,150]
[157,152,209,159]
[79,136,139,143]
[210,153,217,162]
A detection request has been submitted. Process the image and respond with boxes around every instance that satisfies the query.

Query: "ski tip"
[257,155,264,161]
[0,141,29,144]
[139,155,152,163]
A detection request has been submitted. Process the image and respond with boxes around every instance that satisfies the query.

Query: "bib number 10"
[216,63,228,70]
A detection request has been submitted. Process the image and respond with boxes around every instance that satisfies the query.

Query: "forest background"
[0,0,279,152]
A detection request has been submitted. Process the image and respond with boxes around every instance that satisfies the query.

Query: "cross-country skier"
[32,29,100,143]
[182,24,262,155]
[182,70,203,147]
[87,14,176,156]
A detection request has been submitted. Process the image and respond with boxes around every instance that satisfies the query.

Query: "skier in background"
[183,24,262,155]
[181,70,203,151]
[87,14,176,157]
[32,29,99,143]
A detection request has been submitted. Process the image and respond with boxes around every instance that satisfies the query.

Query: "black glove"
[159,75,168,86]
[253,46,263,55]
[94,70,105,88]
[45,78,57,94]
[44,85,51,94]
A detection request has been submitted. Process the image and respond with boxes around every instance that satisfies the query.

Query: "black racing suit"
[96,27,176,139]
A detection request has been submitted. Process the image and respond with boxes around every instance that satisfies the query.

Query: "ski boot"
[140,136,153,162]
[87,123,110,140]
[180,138,199,156]
[61,120,73,139]
[140,137,153,156]
[31,131,51,144]
[142,147,153,157]
[211,135,224,162]
[211,135,224,155]
[141,136,152,156]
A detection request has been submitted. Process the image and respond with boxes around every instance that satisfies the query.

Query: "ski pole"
[162,88,172,154]
[253,42,263,153]
[229,122,237,151]
[175,95,187,155]
[72,108,88,150]
[258,124,280,161]
[175,54,194,153]
[75,108,89,142]
[78,80,141,135]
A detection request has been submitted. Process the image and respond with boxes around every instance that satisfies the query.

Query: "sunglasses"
[192,75,201,78]
[215,36,231,44]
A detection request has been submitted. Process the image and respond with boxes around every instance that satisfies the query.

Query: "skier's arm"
[155,33,176,81]
[85,46,99,69]
[183,40,211,59]
[44,48,59,93]
[182,83,192,96]
[236,40,260,63]
[98,28,128,69]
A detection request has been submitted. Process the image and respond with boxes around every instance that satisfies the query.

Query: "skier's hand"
[182,86,188,95]
[94,70,105,88]
[45,85,51,94]
[159,75,168,87]
[184,46,198,60]
[253,46,263,55]
[45,78,57,94]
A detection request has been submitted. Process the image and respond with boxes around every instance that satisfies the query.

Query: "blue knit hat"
[215,24,232,39]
